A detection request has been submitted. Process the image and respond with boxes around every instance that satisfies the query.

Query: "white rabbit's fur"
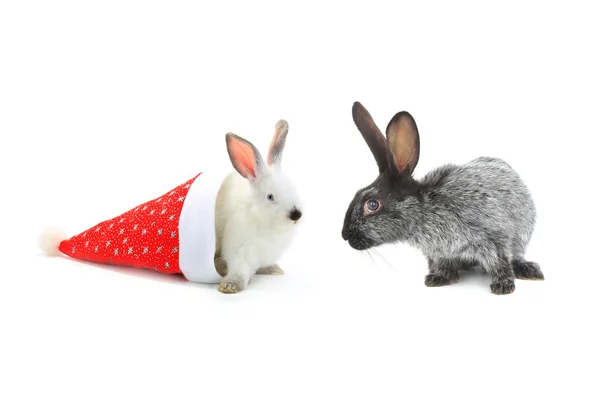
[214,121,302,293]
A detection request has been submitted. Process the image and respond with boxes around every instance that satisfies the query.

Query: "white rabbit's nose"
[289,208,302,221]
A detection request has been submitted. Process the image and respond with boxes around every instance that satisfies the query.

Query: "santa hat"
[39,170,228,284]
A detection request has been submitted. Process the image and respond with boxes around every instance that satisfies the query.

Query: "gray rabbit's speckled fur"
[342,102,544,295]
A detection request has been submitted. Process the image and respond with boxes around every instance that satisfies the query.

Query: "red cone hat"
[50,170,226,284]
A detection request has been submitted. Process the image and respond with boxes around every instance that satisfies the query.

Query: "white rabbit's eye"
[364,199,380,214]
[267,194,275,201]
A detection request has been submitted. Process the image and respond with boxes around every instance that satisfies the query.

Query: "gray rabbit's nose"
[289,208,302,221]
[342,229,349,241]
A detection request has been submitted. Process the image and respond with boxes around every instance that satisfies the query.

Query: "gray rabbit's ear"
[352,101,392,173]
[385,111,420,175]
[267,119,289,167]
[225,133,266,182]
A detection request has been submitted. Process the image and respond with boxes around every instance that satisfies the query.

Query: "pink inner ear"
[230,140,257,178]
[387,117,418,174]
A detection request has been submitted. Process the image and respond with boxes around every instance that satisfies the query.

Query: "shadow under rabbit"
[38,253,216,290]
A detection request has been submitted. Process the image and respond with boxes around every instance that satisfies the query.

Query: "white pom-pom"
[38,226,67,257]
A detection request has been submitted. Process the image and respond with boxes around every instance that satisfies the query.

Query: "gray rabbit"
[341,102,544,294]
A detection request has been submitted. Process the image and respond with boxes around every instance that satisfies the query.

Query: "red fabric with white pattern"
[58,173,201,275]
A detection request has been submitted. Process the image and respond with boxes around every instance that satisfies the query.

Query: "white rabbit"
[214,120,303,293]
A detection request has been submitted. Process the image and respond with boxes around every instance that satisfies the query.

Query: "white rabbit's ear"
[385,111,420,175]
[352,101,393,174]
[225,133,266,181]
[267,119,289,167]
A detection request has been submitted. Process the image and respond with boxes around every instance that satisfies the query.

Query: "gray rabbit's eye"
[267,194,275,201]
[364,199,381,214]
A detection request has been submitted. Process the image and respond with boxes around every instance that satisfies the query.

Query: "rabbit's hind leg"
[256,264,284,275]
[214,253,228,277]
[512,259,544,280]
[511,233,543,280]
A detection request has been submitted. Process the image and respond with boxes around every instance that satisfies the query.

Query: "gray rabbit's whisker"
[372,248,396,272]
[365,249,380,272]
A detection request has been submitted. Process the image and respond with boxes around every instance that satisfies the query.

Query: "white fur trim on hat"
[178,170,228,284]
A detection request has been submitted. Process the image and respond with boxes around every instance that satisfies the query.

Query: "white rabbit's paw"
[218,275,245,294]
[256,264,284,275]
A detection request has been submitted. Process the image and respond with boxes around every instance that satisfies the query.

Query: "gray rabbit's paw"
[512,260,544,280]
[218,275,245,294]
[256,264,284,275]
[490,279,515,295]
[425,273,458,287]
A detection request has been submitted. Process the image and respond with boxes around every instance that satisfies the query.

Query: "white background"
[1,1,599,399]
